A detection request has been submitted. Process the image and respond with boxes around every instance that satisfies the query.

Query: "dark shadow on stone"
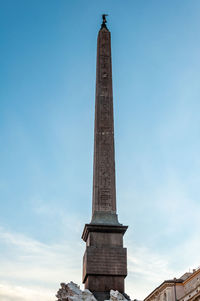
[93,291,110,301]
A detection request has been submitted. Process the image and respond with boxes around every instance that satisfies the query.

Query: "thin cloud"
[0,283,52,301]
[0,225,199,300]
[0,226,83,301]
[126,245,176,299]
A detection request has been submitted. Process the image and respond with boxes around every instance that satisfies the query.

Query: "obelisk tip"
[101,14,108,29]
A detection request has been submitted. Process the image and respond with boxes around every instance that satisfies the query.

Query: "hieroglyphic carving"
[98,133,113,210]
[99,96,111,127]
[100,33,110,56]
[93,29,116,213]
[99,87,109,97]
[100,56,110,80]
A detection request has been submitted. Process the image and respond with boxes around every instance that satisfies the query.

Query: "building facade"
[144,268,200,301]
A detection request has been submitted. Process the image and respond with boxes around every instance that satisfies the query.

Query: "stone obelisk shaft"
[92,26,116,216]
[82,19,128,301]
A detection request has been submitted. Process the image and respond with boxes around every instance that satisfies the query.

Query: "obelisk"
[82,16,128,301]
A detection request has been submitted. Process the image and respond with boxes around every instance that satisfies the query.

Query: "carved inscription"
[100,56,110,80]
[99,87,109,97]
[98,134,113,210]
[99,96,110,127]
[93,29,116,212]
[100,33,109,56]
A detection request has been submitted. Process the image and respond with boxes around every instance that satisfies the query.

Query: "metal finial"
[102,14,108,23]
[101,14,108,29]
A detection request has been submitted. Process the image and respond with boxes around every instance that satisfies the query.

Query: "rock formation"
[55,282,129,301]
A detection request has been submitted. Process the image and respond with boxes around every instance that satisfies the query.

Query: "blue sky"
[1,0,200,300]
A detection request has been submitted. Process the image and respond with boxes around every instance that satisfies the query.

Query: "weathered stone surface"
[92,25,116,216]
[81,18,128,297]
[55,282,129,301]
[83,246,127,278]
[56,282,97,301]
[109,290,129,301]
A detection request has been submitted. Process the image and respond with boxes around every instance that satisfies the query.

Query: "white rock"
[56,282,129,301]
[110,290,128,301]
[56,282,97,301]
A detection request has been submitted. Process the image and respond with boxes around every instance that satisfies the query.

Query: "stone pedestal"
[82,223,128,297]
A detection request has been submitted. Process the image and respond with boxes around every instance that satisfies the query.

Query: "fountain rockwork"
[81,16,128,301]
[56,282,129,301]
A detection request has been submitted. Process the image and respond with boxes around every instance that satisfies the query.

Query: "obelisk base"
[92,292,110,301]
[82,223,128,300]
[85,275,125,301]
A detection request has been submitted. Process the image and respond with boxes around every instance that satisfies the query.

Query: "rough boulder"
[56,282,129,301]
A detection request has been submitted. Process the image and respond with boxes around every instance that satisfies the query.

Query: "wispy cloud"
[1,173,200,301]
[0,283,52,301]
[121,168,200,300]
[126,236,200,300]
[30,197,88,236]
[126,244,176,299]
[0,226,84,301]
[0,222,199,301]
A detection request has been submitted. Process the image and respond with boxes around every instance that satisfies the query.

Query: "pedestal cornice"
[82,223,128,242]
